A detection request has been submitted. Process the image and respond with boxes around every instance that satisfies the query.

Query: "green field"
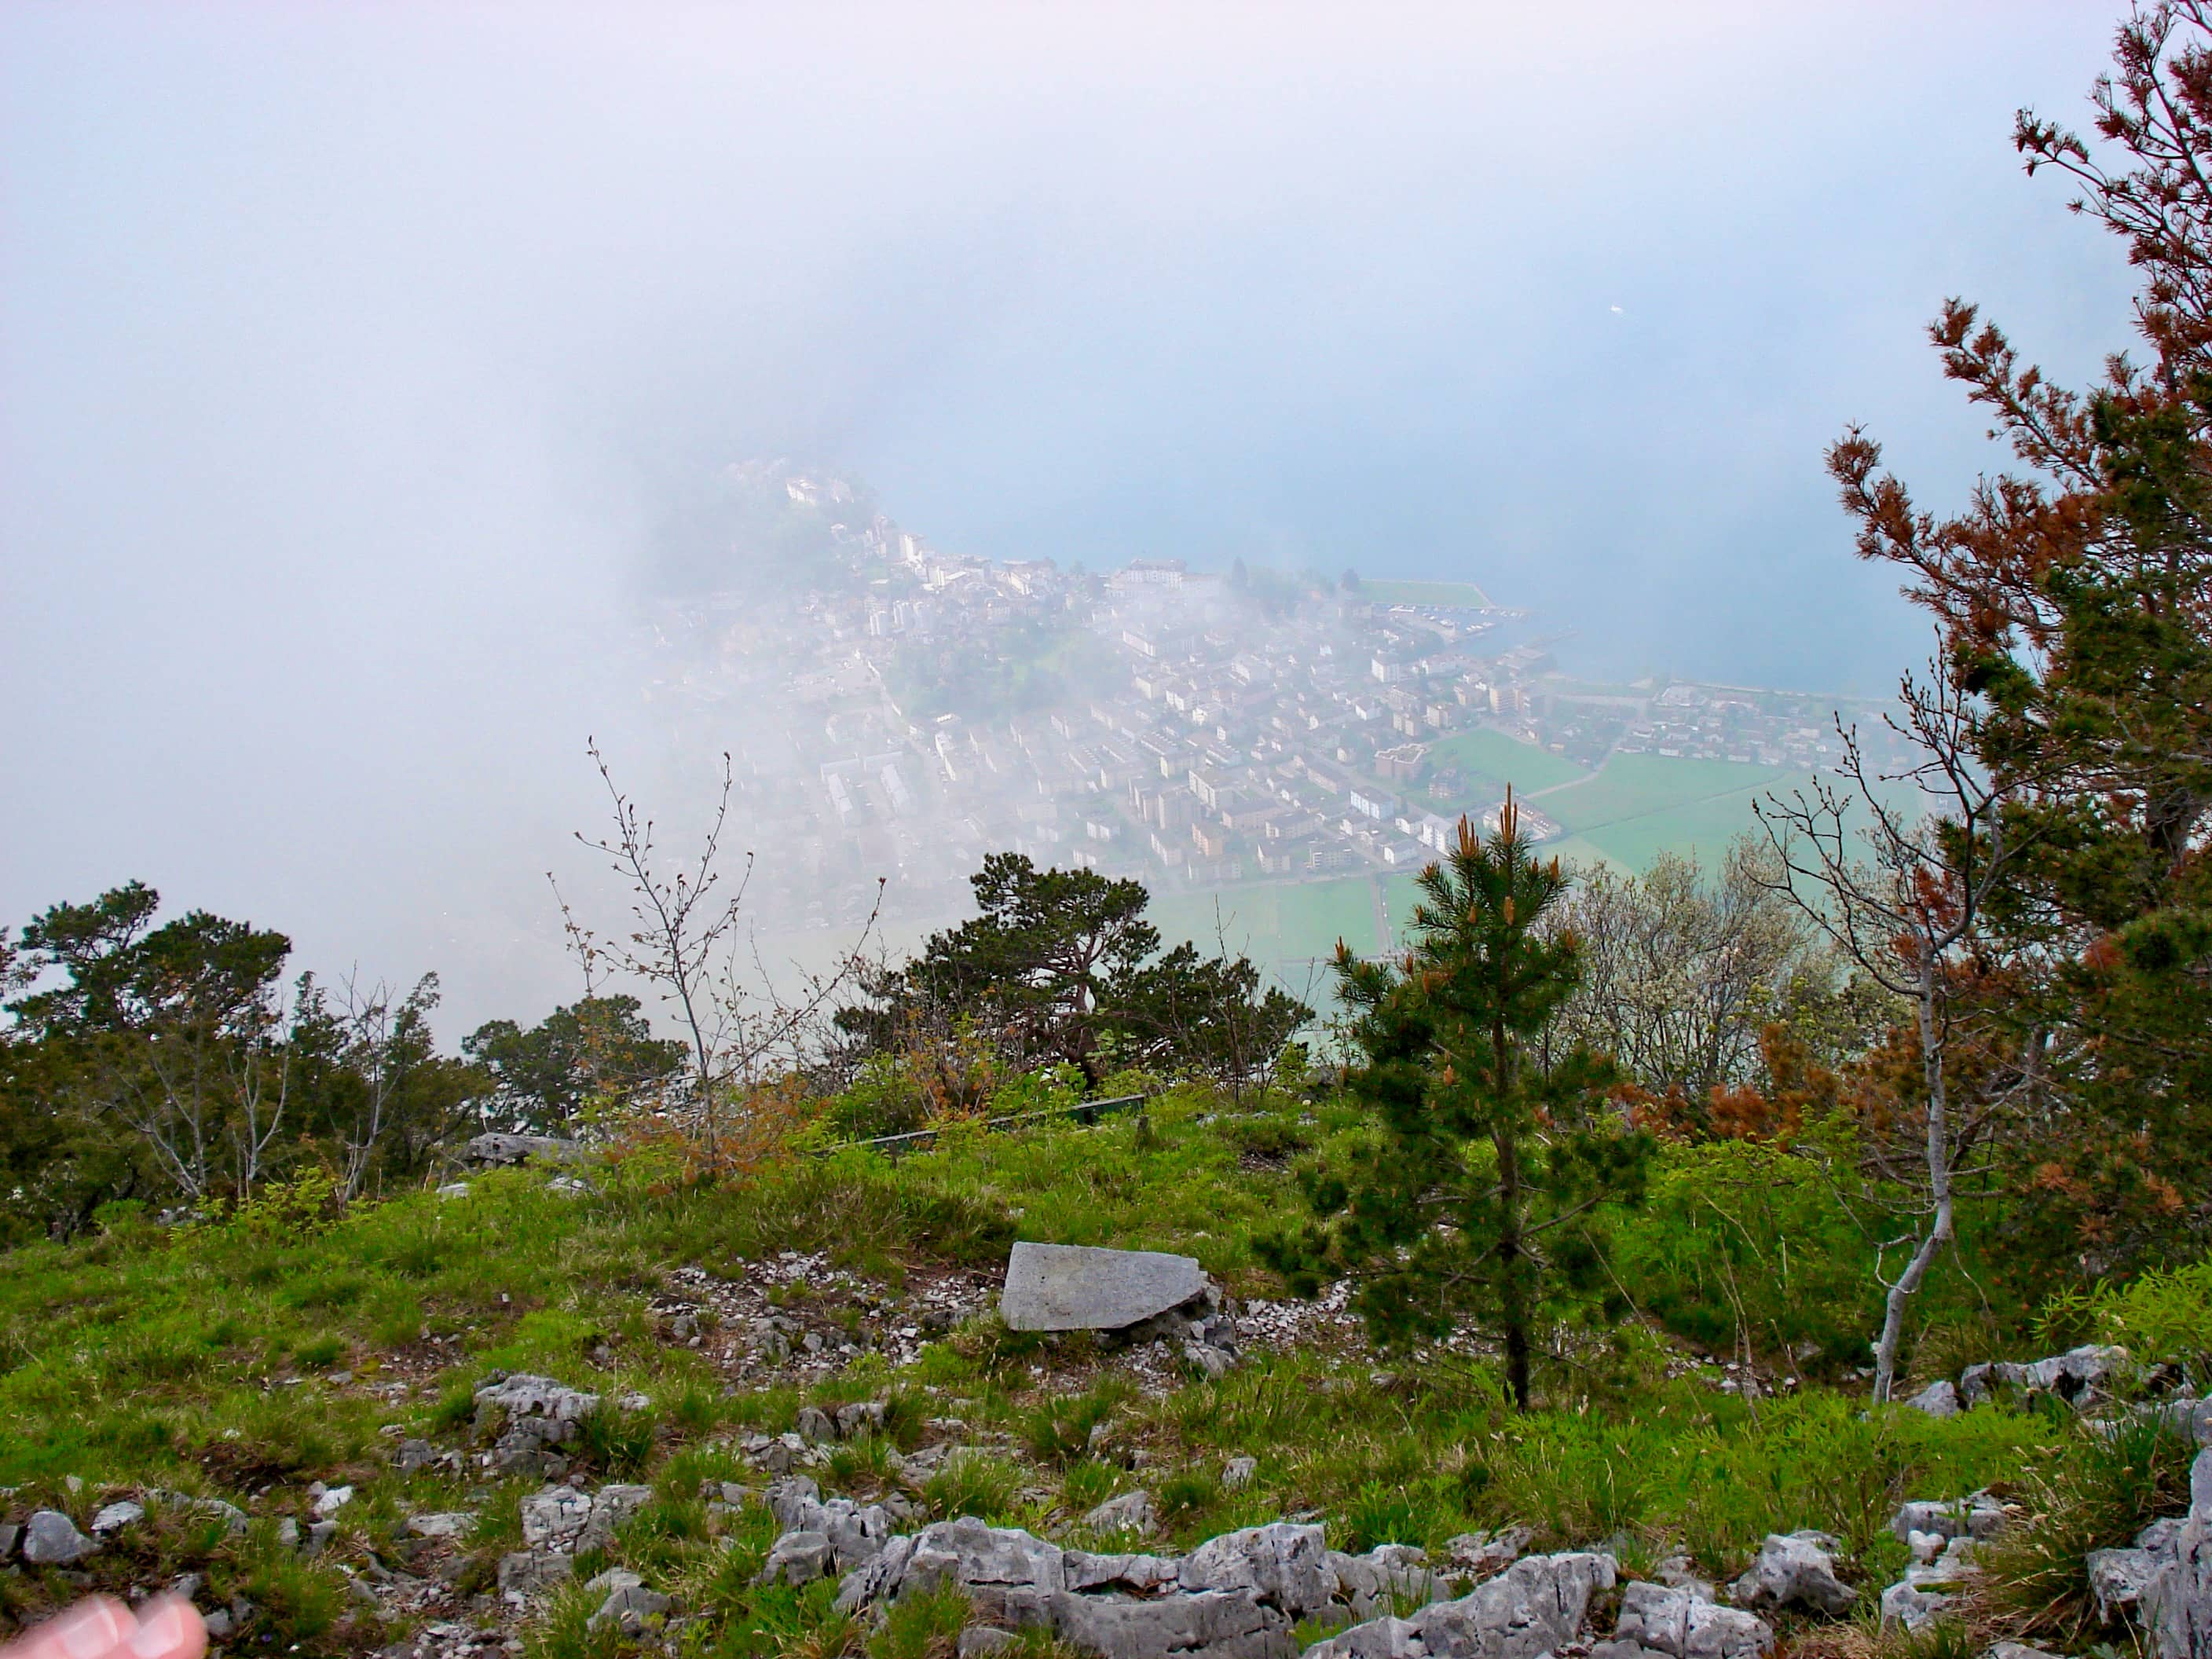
[1537,752,1786,832]
[1426,729,1588,794]
[1357,577,1492,609]
[1150,875,1382,981]
[1170,752,1839,979]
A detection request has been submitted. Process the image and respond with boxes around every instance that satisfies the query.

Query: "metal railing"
[817,1092,1149,1157]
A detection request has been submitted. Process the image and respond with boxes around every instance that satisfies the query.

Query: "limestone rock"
[404,1511,477,1540]
[1328,1545,1444,1621]
[22,1510,96,1566]
[1000,1241,1212,1333]
[1178,1523,1335,1619]
[1065,1550,1183,1594]
[1728,1532,1855,1617]
[1890,1493,2009,1544]
[759,1530,838,1586]
[497,1550,573,1599]
[1223,1458,1259,1492]
[2145,1447,2212,1659]
[1881,1580,1950,1632]
[1611,1580,1773,1659]
[764,1476,899,1571]
[462,1132,584,1167]
[1084,1490,1158,1536]
[577,1482,653,1554]
[1905,1381,1961,1419]
[90,1500,145,1536]
[519,1485,592,1551]
[1443,1528,1531,1581]
[591,1583,672,1636]
[1309,1551,1617,1659]
[1960,1344,2131,1410]
[1049,1586,1287,1659]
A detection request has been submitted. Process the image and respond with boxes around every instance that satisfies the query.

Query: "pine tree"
[1263,798,1650,1407]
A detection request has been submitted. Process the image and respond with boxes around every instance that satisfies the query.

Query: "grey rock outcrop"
[462,1132,584,1168]
[821,1499,1611,1659]
[1002,1240,1217,1330]
[1598,1580,1773,1659]
[1960,1344,2131,1410]
[577,1483,653,1555]
[764,1477,898,1575]
[90,1500,145,1536]
[1443,1529,1530,1582]
[1307,1551,1617,1659]
[22,1510,97,1566]
[1178,1523,1336,1617]
[520,1485,593,1551]
[1066,1549,1184,1594]
[760,1530,839,1587]
[498,1549,574,1599]
[475,1373,602,1476]
[2144,1401,2212,1448]
[1891,1493,2009,1546]
[1328,1546,1445,1621]
[1905,1381,1961,1419]
[590,1572,672,1637]
[2145,1448,2212,1659]
[1085,1490,1159,1536]
[1727,1533,1855,1617]
[1881,1580,1950,1632]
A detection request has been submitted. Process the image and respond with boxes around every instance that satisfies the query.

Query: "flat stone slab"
[1000,1241,1208,1332]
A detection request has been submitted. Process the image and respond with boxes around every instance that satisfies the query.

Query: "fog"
[1,2,2141,1035]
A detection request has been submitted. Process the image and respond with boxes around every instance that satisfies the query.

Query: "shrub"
[2046,1255,2212,1382]
[1972,1415,2198,1644]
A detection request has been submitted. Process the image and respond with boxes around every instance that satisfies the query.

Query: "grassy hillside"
[0,1088,2186,1657]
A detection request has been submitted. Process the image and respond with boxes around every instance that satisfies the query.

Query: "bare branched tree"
[312,972,444,1201]
[558,739,881,1159]
[104,975,292,1206]
[1754,662,2036,1403]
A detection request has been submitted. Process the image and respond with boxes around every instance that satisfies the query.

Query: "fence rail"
[817,1093,1149,1158]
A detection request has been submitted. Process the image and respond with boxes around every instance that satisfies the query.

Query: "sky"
[0,1,2147,1033]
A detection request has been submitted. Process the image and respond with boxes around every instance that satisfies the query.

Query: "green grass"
[1426,731,1589,795]
[1357,579,1493,609]
[1572,782,1800,871]
[1540,753,1789,833]
[1150,877,1383,977]
[0,1082,2171,1656]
